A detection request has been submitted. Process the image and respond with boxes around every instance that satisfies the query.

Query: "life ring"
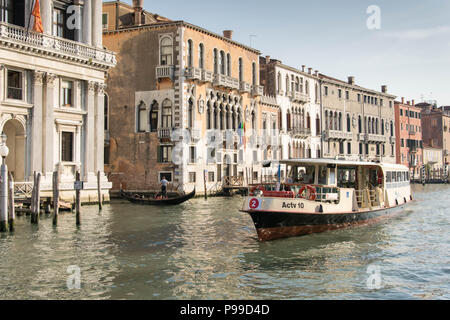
[298,185,317,201]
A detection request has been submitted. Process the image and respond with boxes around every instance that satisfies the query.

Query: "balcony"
[189,128,201,142]
[252,85,264,97]
[158,128,172,140]
[185,67,202,81]
[325,130,352,141]
[240,81,251,93]
[202,70,214,83]
[291,127,311,138]
[389,136,396,144]
[366,134,387,143]
[0,21,116,69]
[156,65,174,79]
[290,91,310,104]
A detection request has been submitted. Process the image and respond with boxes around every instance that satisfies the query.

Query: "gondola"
[121,188,195,206]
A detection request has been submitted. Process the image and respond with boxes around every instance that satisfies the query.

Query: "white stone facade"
[0,0,116,202]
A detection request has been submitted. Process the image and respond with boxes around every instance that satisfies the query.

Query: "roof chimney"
[407,101,410,105]
[265,55,271,64]
[302,65,305,72]
[315,70,319,76]
[412,99,415,106]
[132,0,144,25]
[348,76,355,85]
[308,67,312,74]
[223,30,233,40]
[401,97,404,104]
[381,85,387,93]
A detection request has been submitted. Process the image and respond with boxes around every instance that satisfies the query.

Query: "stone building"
[259,57,321,160]
[103,1,270,193]
[418,103,450,166]
[394,98,423,178]
[319,75,397,163]
[0,0,115,201]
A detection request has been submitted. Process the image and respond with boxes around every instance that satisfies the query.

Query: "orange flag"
[32,0,44,33]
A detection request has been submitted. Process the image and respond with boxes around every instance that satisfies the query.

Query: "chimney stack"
[265,55,271,64]
[348,76,355,85]
[223,30,233,40]
[308,67,312,74]
[381,85,387,93]
[412,99,415,106]
[132,0,144,25]
[401,97,405,104]
[302,65,305,72]
[315,70,319,76]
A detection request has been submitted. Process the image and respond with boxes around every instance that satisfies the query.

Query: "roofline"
[265,59,319,80]
[103,20,260,55]
[271,158,409,170]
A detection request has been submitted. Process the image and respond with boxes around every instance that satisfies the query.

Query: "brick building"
[394,98,423,178]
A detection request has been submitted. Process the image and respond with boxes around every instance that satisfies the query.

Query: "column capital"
[88,81,97,93]
[45,73,58,88]
[96,82,107,95]
[33,71,46,86]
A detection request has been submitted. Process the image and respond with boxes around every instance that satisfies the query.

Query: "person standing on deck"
[160,176,169,198]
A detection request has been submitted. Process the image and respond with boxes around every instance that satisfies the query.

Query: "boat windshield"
[287,165,315,184]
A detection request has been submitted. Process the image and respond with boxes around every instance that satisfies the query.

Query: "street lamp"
[0,132,8,232]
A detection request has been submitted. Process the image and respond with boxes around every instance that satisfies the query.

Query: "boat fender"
[404,197,407,204]
[410,195,413,201]
[318,204,323,213]
[395,199,399,206]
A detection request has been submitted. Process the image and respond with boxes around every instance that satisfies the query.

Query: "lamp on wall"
[0,133,9,162]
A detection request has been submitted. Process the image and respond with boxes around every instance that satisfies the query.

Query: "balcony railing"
[185,67,202,81]
[291,127,311,138]
[290,91,310,104]
[202,70,214,83]
[240,81,251,93]
[158,128,172,139]
[0,21,116,68]
[156,65,174,79]
[213,74,240,90]
[365,134,386,143]
[325,130,352,141]
[252,85,264,97]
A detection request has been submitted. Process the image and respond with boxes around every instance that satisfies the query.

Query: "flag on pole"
[32,0,44,34]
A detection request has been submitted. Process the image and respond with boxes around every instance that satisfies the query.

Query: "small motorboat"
[121,188,195,206]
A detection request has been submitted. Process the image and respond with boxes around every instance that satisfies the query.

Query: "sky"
[113,0,450,106]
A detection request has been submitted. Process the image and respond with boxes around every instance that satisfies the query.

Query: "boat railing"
[249,183,340,203]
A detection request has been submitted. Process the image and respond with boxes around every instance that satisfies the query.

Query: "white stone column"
[94,82,105,173]
[84,81,96,182]
[92,0,103,48]
[43,73,57,177]
[41,0,53,35]
[82,0,92,45]
[30,71,45,177]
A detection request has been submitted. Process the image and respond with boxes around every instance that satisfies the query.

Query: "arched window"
[213,49,218,74]
[306,113,311,129]
[251,111,256,131]
[286,110,291,131]
[238,58,243,82]
[227,53,231,76]
[220,51,225,75]
[277,73,282,92]
[220,104,224,130]
[150,101,159,132]
[381,119,385,135]
[137,101,148,132]
[213,103,218,129]
[161,100,172,129]
[390,121,394,137]
[305,80,309,94]
[316,114,320,136]
[198,43,204,69]
[285,76,289,92]
[252,62,257,86]
[347,114,351,132]
[295,77,300,92]
[206,101,211,130]
[187,39,193,67]
[187,98,194,129]
[160,37,172,65]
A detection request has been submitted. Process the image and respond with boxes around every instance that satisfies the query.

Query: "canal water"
[0,184,449,300]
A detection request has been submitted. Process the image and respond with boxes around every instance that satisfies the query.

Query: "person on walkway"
[160,176,169,198]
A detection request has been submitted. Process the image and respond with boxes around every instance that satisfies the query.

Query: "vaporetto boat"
[241,159,413,241]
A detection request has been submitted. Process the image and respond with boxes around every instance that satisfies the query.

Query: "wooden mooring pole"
[53,171,59,226]
[8,172,14,232]
[76,171,81,226]
[97,171,103,210]
[31,172,41,224]
[203,170,208,200]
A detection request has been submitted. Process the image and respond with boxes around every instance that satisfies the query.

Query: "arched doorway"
[2,119,26,181]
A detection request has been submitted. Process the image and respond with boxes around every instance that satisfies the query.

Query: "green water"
[0,184,449,300]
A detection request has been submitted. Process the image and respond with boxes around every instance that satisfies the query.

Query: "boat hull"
[245,204,408,242]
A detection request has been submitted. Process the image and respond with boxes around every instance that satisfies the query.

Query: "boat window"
[397,172,402,182]
[301,165,315,184]
[369,169,378,187]
[318,165,327,185]
[406,172,410,181]
[337,167,356,188]
[386,171,391,183]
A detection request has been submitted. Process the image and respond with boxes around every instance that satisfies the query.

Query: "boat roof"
[273,159,409,171]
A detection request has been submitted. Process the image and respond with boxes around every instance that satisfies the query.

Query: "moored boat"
[121,189,195,206]
[241,159,413,241]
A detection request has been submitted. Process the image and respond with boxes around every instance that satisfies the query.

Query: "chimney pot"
[308,67,312,74]
[315,70,319,76]
[381,85,387,93]
[412,99,415,106]
[265,55,270,64]
[401,97,404,104]
[223,30,233,40]
[302,65,306,72]
[348,76,355,85]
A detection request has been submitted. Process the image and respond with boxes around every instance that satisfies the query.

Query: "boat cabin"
[250,159,412,211]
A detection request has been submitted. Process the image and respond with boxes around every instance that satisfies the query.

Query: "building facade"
[419,103,450,166]
[394,98,423,178]
[0,0,115,201]
[103,1,272,193]
[259,57,321,160]
[319,75,397,163]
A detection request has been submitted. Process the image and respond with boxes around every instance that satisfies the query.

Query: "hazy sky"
[113,0,450,105]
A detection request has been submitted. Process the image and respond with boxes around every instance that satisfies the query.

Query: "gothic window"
[161,100,172,129]
[251,111,256,131]
[198,43,204,69]
[227,53,231,76]
[137,102,148,132]
[150,101,159,132]
[187,39,193,67]
[347,114,351,132]
[220,51,225,75]
[252,62,257,86]
[305,80,309,95]
[187,98,194,129]
[238,58,243,82]
[160,37,173,65]
[295,77,299,92]
[277,73,281,92]
[206,101,211,130]
[213,49,218,74]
